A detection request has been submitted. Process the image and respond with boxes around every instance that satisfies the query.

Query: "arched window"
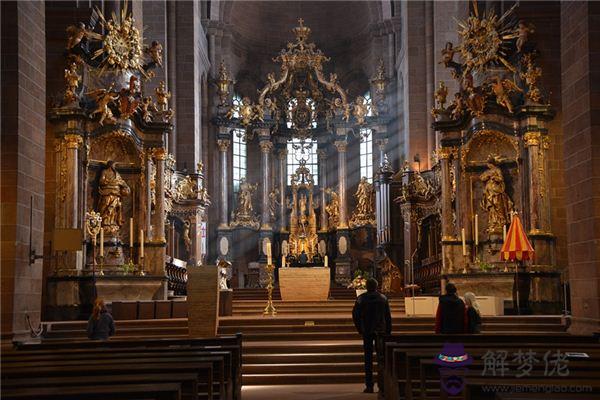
[287,138,318,185]
[232,95,247,192]
[359,92,374,182]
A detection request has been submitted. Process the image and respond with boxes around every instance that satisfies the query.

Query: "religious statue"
[145,40,163,67]
[268,187,280,222]
[516,21,535,53]
[87,85,119,125]
[231,178,259,229]
[183,220,191,253]
[352,96,370,125]
[488,77,522,114]
[97,160,131,235]
[155,81,171,112]
[434,81,448,110]
[217,259,232,290]
[480,156,514,234]
[119,76,141,119]
[64,61,80,104]
[139,97,154,123]
[521,54,543,103]
[349,177,375,227]
[325,188,340,227]
[66,21,101,50]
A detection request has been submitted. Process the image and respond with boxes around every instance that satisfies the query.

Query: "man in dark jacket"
[352,278,392,393]
[435,282,467,334]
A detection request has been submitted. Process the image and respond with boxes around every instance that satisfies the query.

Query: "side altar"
[44,7,210,320]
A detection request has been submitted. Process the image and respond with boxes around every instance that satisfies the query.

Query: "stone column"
[318,149,328,232]
[278,148,288,232]
[258,133,273,230]
[438,147,455,240]
[217,138,230,229]
[63,134,83,229]
[151,148,167,242]
[524,132,551,234]
[334,139,349,229]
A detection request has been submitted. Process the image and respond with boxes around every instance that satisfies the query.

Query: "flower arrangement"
[347,270,368,290]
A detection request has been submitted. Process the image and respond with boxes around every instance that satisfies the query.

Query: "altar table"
[278,267,330,301]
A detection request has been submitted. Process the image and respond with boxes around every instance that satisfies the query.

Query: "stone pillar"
[258,133,273,230]
[63,134,83,229]
[318,149,328,232]
[278,148,288,232]
[334,139,349,229]
[524,132,551,234]
[560,2,600,335]
[1,0,46,340]
[151,148,167,242]
[438,147,455,241]
[217,137,230,229]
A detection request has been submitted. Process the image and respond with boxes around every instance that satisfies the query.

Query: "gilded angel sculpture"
[87,85,119,125]
[325,188,340,227]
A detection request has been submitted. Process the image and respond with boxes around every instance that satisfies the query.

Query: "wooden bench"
[8,335,242,400]
[1,382,183,400]
[377,334,600,400]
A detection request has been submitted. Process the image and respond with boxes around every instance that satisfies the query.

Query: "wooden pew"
[1,382,183,400]
[377,334,600,400]
[13,334,243,400]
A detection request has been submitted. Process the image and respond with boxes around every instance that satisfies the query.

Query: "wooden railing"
[414,255,441,294]
[166,257,187,296]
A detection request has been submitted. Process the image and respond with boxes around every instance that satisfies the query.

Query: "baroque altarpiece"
[393,4,561,312]
[212,20,396,288]
[45,7,209,319]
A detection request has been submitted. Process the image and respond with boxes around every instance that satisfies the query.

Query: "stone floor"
[241,384,378,400]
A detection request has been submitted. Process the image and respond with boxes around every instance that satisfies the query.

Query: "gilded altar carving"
[268,187,280,222]
[183,220,192,253]
[154,81,174,122]
[288,162,318,257]
[231,178,259,230]
[97,160,131,235]
[64,61,81,104]
[325,188,341,228]
[87,86,120,125]
[480,155,514,234]
[462,130,519,169]
[217,139,230,152]
[349,177,375,228]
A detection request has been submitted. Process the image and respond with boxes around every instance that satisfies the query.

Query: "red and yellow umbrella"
[501,214,534,261]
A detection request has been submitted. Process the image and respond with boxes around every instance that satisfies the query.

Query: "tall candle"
[503,225,507,242]
[140,229,144,258]
[129,218,134,247]
[474,214,479,246]
[100,228,104,257]
[282,255,286,267]
[324,255,329,267]
[461,228,466,256]
[266,242,272,265]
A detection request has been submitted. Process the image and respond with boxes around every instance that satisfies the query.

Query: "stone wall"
[1,0,46,339]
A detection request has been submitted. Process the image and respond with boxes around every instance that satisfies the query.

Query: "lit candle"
[100,228,104,257]
[129,218,134,248]
[140,229,144,258]
[282,255,286,267]
[461,228,466,256]
[503,225,507,242]
[324,255,328,267]
[474,214,479,246]
[266,242,272,265]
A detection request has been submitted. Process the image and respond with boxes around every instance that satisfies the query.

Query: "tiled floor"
[242,384,378,400]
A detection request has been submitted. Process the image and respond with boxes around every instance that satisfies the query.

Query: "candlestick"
[461,228,466,256]
[474,214,479,246]
[100,228,104,257]
[282,255,286,267]
[129,218,134,248]
[503,225,507,242]
[324,255,328,267]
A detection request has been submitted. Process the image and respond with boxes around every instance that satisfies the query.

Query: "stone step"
[243,362,366,374]
[243,353,364,364]
[242,372,369,385]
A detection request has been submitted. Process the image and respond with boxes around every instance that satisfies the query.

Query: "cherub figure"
[66,22,101,50]
[145,41,163,67]
[516,21,535,53]
[87,85,119,125]
[489,77,522,113]
[353,96,369,125]
[434,81,448,110]
[440,42,456,66]
[450,93,465,120]
[139,97,154,123]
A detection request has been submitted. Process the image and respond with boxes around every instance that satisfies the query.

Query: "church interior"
[2,0,600,399]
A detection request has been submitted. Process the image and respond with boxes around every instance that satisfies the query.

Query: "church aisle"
[242,384,376,400]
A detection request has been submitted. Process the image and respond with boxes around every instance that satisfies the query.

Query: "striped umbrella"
[501,214,534,261]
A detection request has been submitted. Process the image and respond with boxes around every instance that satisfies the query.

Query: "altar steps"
[231,299,405,316]
[232,287,401,301]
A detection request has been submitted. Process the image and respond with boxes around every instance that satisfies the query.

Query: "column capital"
[317,149,328,160]
[152,147,167,160]
[376,138,388,151]
[277,148,288,159]
[334,140,348,152]
[259,140,274,153]
[63,134,83,149]
[523,131,542,147]
[437,146,458,160]
[217,139,231,152]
